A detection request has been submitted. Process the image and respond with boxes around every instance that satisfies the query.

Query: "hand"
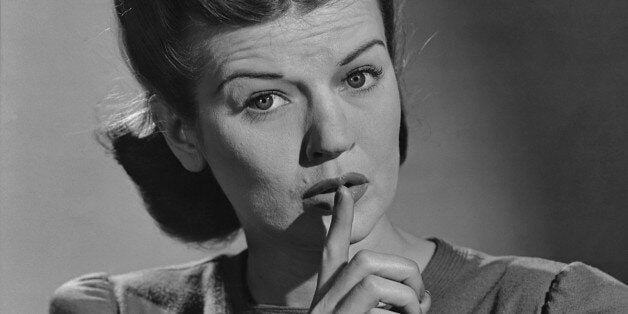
[309,186,431,313]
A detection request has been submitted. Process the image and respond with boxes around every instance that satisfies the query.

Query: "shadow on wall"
[402,0,628,282]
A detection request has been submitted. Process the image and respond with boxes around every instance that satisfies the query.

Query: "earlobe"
[166,127,206,173]
[150,97,207,172]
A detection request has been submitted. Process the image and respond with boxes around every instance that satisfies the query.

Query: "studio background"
[1,1,626,313]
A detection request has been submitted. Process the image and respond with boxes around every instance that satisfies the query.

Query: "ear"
[151,96,206,172]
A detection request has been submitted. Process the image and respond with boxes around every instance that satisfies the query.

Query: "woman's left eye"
[344,66,383,91]
[244,92,290,112]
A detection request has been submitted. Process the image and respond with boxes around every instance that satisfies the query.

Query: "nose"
[302,91,356,166]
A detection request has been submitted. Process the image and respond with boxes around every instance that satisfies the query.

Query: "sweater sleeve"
[50,272,118,314]
[542,262,628,313]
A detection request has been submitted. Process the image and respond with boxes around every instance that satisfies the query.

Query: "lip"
[303,172,370,205]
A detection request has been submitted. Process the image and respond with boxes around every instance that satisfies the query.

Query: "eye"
[344,66,383,91]
[347,72,367,88]
[245,92,289,112]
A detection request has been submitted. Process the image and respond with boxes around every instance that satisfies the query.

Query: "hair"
[104,0,408,243]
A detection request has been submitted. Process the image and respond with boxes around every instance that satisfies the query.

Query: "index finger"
[315,185,355,292]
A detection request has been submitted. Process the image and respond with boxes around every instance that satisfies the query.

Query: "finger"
[324,250,426,306]
[374,291,431,313]
[420,289,431,313]
[336,275,422,314]
[367,309,397,314]
[315,185,355,293]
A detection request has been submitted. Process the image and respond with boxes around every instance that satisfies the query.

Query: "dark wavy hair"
[104,0,408,243]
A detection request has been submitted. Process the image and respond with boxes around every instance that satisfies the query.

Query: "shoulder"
[461,246,567,310]
[482,253,628,312]
[478,251,565,297]
[426,239,628,312]
[483,253,628,312]
[542,262,628,313]
[49,253,241,313]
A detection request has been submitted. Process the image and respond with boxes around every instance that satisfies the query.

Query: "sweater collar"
[218,238,468,311]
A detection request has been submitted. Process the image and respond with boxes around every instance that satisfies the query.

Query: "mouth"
[302,172,370,208]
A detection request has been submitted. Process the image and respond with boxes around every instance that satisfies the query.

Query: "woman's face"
[194,0,400,248]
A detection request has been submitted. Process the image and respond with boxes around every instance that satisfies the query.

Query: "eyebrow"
[338,39,386,66]
[215,38,386,94]
[215,72,283,94]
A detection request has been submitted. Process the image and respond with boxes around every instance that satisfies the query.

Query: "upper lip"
[303,172,369,199]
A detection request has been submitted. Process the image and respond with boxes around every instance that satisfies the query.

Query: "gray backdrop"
[1,0,626,312]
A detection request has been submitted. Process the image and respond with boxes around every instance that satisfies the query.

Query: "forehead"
[206,0,385,73]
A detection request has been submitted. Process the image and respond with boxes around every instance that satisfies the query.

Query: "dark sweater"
[50,238,628,313]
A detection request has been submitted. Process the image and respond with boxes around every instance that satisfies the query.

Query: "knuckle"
[360,275,381,293]
[352,249,374,268]
[400,284,417,301]
[322,246,336,261]
[407,259,421,274]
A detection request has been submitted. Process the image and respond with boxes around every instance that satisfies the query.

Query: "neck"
[244,214,434,307]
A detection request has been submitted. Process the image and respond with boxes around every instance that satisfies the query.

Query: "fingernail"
[423,289,432,301]
[334,186,343,206]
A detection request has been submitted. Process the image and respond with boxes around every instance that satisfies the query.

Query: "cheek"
[355,76,401,214]
[378,79,402,182]
[359,76,401,166]
[197,113,304,229]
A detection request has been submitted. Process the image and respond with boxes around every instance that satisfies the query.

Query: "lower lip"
[347,183,368,203]
[302,183,369,213]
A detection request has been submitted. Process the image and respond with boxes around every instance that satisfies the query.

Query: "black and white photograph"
[1,0,627,313]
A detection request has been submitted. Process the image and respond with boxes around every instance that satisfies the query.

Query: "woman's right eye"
[244,92,290,112]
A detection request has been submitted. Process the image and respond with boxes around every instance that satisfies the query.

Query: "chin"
[349,219,380,244]
[349,198,389,244]
[350,168,398,243]
[350,227,372,244]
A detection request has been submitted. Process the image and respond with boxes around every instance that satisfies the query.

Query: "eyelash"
[243,91,289,123]
[242,65,385,122]
[343,65,384,94]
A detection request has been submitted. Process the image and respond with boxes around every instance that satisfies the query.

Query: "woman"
[51,0,628,313]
